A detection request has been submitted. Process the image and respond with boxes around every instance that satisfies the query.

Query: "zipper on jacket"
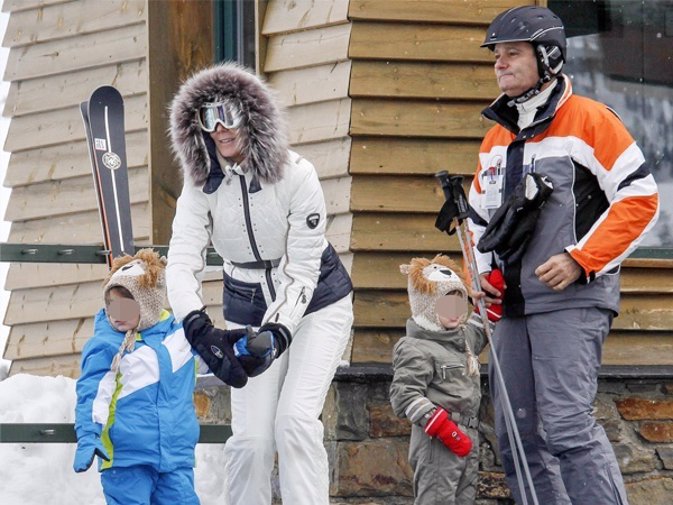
[440,364,462,380]
[238,175,276,301]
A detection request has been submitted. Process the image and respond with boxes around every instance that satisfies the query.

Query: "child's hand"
[73,434,109,473]
[424,407,473,457]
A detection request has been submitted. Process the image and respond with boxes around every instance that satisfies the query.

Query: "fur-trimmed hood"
[169,62,288,187]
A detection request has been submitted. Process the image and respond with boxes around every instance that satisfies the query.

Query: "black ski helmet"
[482,6,566,84]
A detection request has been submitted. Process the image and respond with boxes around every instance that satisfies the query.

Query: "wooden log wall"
[1,0,149,377]
[345,0,673,367]
[2,0,214,377]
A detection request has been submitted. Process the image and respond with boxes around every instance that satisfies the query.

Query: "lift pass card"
[482,157,504,209]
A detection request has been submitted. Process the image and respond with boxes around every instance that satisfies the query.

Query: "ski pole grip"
[435,171,469,220]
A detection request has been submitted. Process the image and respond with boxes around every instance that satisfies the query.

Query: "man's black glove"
[477,173,553,264]
[182,310,249,388]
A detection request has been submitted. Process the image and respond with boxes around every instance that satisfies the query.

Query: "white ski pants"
[224,294,353,505]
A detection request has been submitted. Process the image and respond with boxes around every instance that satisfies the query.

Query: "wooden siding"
[1,0,150,377]
[263,0,353,256]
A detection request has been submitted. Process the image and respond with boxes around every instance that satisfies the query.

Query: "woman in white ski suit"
[166,63,353,505]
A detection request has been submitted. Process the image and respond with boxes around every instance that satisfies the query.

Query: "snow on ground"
[0,374,228,505]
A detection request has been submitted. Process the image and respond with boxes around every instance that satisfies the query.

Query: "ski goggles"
[197,101,242,132]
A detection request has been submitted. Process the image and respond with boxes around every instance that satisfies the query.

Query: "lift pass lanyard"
[483,159,503,209]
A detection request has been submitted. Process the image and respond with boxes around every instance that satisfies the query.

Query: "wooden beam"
[3,0,146,48]
[8,355,81,379]
[264,23,351,72]
[348,0,525,25]
[293,137,351,179]
[7,202,150,245]
[4,318,94,360]
[147,0,214,245]
[321,176,352,215]
[5,167,148,221]
[262,0,349,35]
[351,212,457,252]
[4,61,147,117]
[350,98,490,138]
[4,130,149,187]
[2,0,72,14]
[5,94,147,152]
[351,174,451,213]
[350,60,497,100]
[350,137,480,176]
[268,61,351,107]
[286,98,351,145]
[349,22,491,63]
[5,263,108,291]
[4,23,146,81]
[350,328,673,366]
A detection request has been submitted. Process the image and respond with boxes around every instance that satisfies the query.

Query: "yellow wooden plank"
[350,328,673,366]
[351,212,458,252]
[4,94,147,152]
[350,137,481,176]
[4,318,94,360]
[262,0,349,35]
[4,23,146,81]
[352,251,464,289]
[7,202,150,244]
[5,167,148,221]
[350,60,497,100]
[264,23,351,72]
[353,289,673,330]
[4,130,148,187]
[349,22,491,63]
[4,61,147,117]
[620,267,673,294]
[348,0,525,24]
[8,354,81,379]
[268,61,351,107]
[3,0,146,48]
[5,263,108,290]
[293,137,351,179]
[286,98,351,145]
[350,99,490,138]
[351,174,449,213]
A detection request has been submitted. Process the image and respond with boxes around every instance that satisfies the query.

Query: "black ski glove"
[234,329,277,377]
[182,310,249,388]
[257,322,292,357]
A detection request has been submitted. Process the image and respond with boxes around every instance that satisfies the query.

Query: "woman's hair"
[104,285,134,306]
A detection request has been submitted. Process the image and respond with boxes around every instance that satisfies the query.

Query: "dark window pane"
[550,0,673,247]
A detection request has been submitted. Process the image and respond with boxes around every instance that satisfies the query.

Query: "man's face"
[493,42,539,97]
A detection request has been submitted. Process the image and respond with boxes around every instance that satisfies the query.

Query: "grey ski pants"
[489,307,628,505]
[408,424,479,505]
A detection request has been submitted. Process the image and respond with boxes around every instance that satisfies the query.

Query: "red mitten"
[476,268,505,322]
[424,407,473,457]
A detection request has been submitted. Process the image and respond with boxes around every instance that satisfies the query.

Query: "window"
[550,0,673,249]
[214,0,256,68]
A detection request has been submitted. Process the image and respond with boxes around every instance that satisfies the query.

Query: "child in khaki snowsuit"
[390,254,496,505]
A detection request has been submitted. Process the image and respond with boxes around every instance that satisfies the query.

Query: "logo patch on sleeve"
[306,213,320,229]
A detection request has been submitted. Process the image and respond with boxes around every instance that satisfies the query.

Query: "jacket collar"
[482,74,573,137]
[406,318,466,351]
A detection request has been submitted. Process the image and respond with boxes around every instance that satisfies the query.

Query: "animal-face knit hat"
[400,254,469,331]
[169,62,288,187]
[104,248,167,332]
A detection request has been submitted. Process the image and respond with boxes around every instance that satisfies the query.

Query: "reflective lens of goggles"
[197,102,242,132]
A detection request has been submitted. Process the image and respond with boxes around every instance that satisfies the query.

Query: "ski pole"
[435,171,539,505]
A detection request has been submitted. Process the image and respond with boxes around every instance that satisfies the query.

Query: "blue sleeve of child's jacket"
[74,337,116,439]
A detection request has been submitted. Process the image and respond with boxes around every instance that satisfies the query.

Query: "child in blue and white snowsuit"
[74,249,201,505]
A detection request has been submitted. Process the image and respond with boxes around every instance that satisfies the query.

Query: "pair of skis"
[80,86,134,268]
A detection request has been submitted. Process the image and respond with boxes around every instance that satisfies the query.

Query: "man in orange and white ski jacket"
[468,6,659,505]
